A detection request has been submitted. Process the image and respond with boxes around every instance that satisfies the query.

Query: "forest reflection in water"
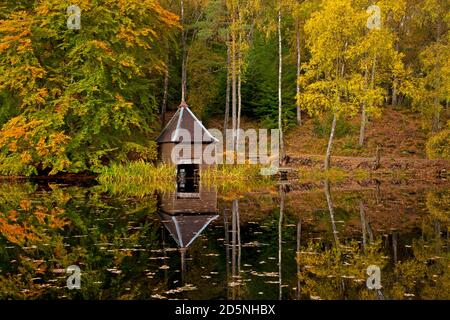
[0,180,449,300]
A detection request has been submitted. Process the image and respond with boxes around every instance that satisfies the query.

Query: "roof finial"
[179,101,189,108]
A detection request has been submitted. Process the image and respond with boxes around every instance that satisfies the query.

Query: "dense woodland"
[0,0,449,176]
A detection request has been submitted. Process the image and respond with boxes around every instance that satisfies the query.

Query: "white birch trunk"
[278,5,285,163]
[359,67,369,146]
[231,9,237,152]
[324,179,338,244]
[236,6,242,152]
[181,0,187,103]
[296,21,301,126]
[224,41,231,133]
[325,113,337,170]
[161,55,169,125]
[278,185,285,300]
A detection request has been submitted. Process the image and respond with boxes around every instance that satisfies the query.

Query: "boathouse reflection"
[157,183,218,283]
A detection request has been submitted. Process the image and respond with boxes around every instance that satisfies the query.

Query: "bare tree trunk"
[180,248,187,285]
[360,56,376,146]
[224,41,231,134]
[359,104,366,147]
[325,113,337,170]
[375,179,381,204]
[392,232,398,264]
[359,200,367,251]
[447,229,449,254]
[433,20,442,133]
[296,20,301,126]
[392,43,399,106]
[278,4,285,163]
[367,218,374,243]
[392,85,397,106]
[278,185,285,300]
[237,73,241,150]
[434,219,441,255]
[161,56,169,125]
[161,227,169,287]
[180,0,187,103]
[324,179,338,244]
[433,99,441,133]
[231,7,237,152]
[231,199,237,299]
[359,67,368,146]
[373,144,381,169]
[236,200,241,276]
[161,67,169,127]
[296,218,301,300]
[236,6,242,151]
[223,206,230,299]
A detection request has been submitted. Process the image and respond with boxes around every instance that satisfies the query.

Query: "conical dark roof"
[158,212,219,249]
[156,103,218,143]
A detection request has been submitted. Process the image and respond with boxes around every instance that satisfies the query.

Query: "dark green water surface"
[0,181,449,300]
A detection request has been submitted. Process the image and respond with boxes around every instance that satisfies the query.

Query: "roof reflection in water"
[157,183,218,283]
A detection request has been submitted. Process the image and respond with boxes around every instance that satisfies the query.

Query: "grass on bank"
[97,161,275,197]
[97,161,176,196]
[202,164,274,196]
[297,166,413,183]
[297,167,370,183]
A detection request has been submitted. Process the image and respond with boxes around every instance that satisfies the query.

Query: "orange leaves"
[113,94,134,111]
[147,0,180,28]
[34,132,71,158]
[0,210,39,245]
[0,10,46,107]
[119,58,135,68]
[8,141,17,152]
[0,42,10,53]
[33,209,47,225]
[20,66,46,80]
[89,40,113,55]
[114,93,125,102]
[38,88,48,99]
[0,203,68,246]
[34,3,50,16]
[0,116,28,143]
[17,38,32,53]
[0,0,178,175]
[50,132,70,149]
[117,26,154,49]
[3,31,32,44]
[0,11,33,34]
[20,151,33,164]
[36,137,49,157]
[0,11,33,54]
[0,116,42,144]
[22,87,49,107]
[48,209,68,229]
[140,28,158,38]
[113,0,179,49]
[6,210,19,222]
[0,115,71,174]
[19,200,32,211]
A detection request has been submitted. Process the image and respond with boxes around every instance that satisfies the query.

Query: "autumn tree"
[352,2,404,147]
[0,0,178,175]
[403,0,449,133]
[299,0,363,169]
[286,0,320,126]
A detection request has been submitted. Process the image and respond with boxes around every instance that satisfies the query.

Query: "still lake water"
[0,180,449,300]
